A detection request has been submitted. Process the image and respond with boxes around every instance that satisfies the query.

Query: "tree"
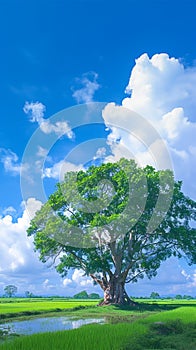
[175,294,183,299]
[25,291,34,298]
[88,293,100,299]
[4,285,17,298]
[150,292,160,299]
[73,290,88,299]
[27,159,196,305]
[183,295,193,300]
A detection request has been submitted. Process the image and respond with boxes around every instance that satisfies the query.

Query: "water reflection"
[0,317,105,335]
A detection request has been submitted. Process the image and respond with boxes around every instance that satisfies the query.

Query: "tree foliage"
[25,291,34,298]
[88,292,100,299]
[73,290,88,299]
[27,159,196,304]
[150,292,160,299]
[4,285,17,298]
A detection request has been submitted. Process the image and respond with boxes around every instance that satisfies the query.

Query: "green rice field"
[0,298,98,318]
[0,299,195,350]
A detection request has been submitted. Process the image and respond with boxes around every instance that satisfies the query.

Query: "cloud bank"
[103,53,196,198]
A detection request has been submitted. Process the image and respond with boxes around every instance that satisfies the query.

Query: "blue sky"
[0,0,196,297]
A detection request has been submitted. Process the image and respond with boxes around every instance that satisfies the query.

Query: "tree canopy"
[150,292,160,299]
[73,290,88,299]
[4,285,17,298]
[27,159,196,305]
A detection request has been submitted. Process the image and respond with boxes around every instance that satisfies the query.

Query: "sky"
[0,0,196,297]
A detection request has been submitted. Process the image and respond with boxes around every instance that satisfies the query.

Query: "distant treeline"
[0,289,195,300]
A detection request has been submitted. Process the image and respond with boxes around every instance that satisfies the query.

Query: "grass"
[0,299,98,320]
[141,306,196,324]
[0,298,180,322]
[123,306,196,350]
[0,321,147,350]
[0,300,195,349]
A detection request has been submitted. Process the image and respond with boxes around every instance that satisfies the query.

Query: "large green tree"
[28,159,196,305]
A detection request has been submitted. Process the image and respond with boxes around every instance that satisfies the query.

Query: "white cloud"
[36,146,49,158]
[188,270,196,288]
[123,53,196,120]
[43,160,84,180]
[2,206,16,216]
[0,198,42,275]
[93,147,107,160]
[102,53,196,198]
[181,269,191,280]
[40,120,74,138]
[72,72,100,103]
[127,258,196,297]
[72,269,93,287]
[23,101,45,123]
[0,148,29,176]
[0,198,65,296]
[42,278,56,290]
[161,108,191,140]
[63,278,73,287]
[23,101,74,139]
[62,270,93,290]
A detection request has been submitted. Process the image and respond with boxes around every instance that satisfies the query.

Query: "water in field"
[0,316,105,335]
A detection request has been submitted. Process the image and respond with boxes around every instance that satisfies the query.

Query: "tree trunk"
[98,276,134,306]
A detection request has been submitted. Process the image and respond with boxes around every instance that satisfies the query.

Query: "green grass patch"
[0,298,174,321]
[141,306,196,324]
[0,301,195,349]
[125,319,196,349]
[124,306,196,350]
[0,322,147,350]
[0,300,98,320]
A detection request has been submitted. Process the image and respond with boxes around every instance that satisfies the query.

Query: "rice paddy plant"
[124,306,196,350]
[0,300,98,317]
[0,322,147,350]
[0,303,195,350]
[141,306,196,324]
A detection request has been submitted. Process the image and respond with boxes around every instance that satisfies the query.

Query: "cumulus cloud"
[0,198,99,296]
[93,147,107,160]
[43,160,84,180]
[127,258,196,296]
[63,278,73,287]
[188,270,196,289]
[0,198,65,295]
[123,53,196,120]
[0,198,42,275]
[72,269,93,287]
[23,101,74,139]
[72,71,100,103]
[63,270,93,290]
[2,206,16,216]
[42,278,56,291]
[0,148,29,177]
[102,53,196,198]
[23,101,45,123]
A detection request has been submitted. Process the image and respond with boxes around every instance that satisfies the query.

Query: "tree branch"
[70,250,87,270]
[125,269,146,283]
[90,274,108,290]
